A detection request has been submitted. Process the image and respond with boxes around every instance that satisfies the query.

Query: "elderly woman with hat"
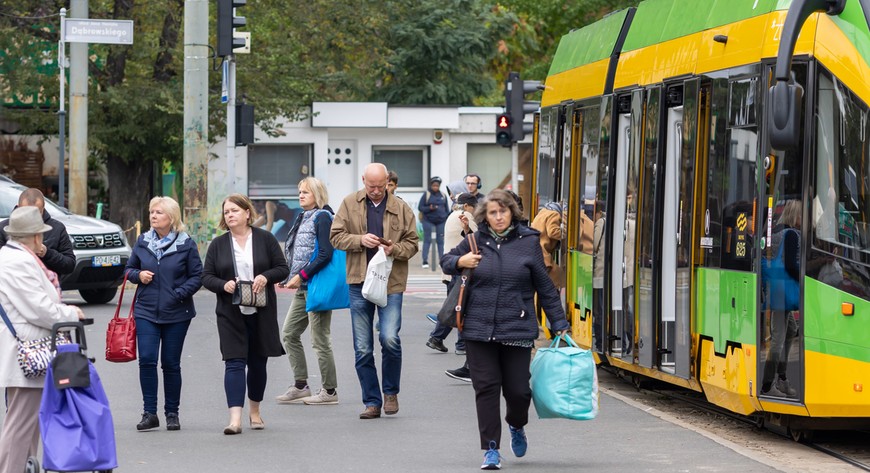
[0,207,84,473]
[417,176,450,268]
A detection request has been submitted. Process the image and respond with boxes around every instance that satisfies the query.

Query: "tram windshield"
[813,67,870,263]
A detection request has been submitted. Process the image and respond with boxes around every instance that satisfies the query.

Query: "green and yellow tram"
[534,0,870,434]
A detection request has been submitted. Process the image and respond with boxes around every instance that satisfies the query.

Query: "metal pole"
[68,0,88,215]
[511,143,519,192]
[58,8,66,207]
[226,56,236,193]
[183,0,210,255]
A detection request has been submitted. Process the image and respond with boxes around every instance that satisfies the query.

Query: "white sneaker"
[302,389,339,405]
[276,386,310,404]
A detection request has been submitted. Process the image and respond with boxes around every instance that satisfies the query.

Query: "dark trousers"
[430,278,465,349]
[224,317,269,407]
[465,340,532,450]
[762,310,798,389]
[136,318,191,415]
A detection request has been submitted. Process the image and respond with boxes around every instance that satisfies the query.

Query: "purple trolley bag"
[39,322,117,472]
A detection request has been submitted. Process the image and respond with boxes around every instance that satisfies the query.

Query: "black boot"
[166,413,180,431]
[137,412,159,431]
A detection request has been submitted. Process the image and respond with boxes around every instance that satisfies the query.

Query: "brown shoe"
[359,406,381,419]
[384,394,399,415]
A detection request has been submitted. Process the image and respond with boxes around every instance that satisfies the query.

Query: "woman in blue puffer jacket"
[125,196,202,432]
[440,189,568,470]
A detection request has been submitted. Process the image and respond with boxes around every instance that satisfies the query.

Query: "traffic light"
[217,0,246,57]
[496,114,512,147]
[505,71,542,142]
[235,103,254,146]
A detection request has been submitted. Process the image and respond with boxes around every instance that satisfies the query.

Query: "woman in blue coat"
[125,196,202,432]
[441,189,568,470]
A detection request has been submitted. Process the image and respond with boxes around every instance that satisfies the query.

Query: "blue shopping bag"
[306,245,350,312]
[530,333,599,420]
[40,344,118,471]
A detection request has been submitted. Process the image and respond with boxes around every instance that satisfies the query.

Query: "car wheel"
[79,288,118,305]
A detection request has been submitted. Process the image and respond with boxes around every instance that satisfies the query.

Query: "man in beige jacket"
[330,163,418,420]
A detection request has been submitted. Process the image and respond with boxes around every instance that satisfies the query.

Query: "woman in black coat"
[202,194,290,435]
[440,189,569,470]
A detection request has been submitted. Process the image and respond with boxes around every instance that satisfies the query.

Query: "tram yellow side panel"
[542,59,610,107]
[814,15,870,112]
[698,338,759,415]
[804,351,870,417]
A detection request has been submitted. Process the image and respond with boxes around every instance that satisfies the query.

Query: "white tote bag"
[362,247,393,307]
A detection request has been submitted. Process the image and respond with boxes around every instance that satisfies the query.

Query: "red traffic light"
[497,114,510,129]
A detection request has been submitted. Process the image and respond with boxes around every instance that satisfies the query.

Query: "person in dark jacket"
[441,189,569,470]
[124,196,202,432]
[0,188,75,276]
[275,177,339,406]
[201,193,290,435]
[417,176,450,268]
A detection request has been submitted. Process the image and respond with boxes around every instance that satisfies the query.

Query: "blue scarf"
[147,230,177,260]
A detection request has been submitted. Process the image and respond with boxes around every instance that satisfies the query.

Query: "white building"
[208,103,531,227]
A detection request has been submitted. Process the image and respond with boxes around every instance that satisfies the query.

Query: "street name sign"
[63,19,134,45]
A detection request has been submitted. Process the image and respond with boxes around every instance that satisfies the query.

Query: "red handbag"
[106,273,137,362]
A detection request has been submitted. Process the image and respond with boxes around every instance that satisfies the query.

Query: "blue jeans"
[421,220,445,264]
[136,318,191,415]
[349,284,403,407]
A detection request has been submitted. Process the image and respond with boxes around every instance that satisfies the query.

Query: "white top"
[231,231,257,315]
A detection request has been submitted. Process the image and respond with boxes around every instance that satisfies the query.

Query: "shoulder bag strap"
[113,272,131,321]
[0,302,20,340]
[467,233,479,254]
[229,234,240,279]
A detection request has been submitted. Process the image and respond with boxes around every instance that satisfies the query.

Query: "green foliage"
[371,0,515,105]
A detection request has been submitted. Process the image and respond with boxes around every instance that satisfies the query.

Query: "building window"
[373,147,427,190]
[248,144,312,198]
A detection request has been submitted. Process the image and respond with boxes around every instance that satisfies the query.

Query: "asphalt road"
[7,281,783,473]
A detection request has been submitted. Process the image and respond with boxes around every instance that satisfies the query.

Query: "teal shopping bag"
[305,248,350,312]
[530,333,599,420]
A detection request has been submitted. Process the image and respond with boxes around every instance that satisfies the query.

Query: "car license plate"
[91,255,121,267]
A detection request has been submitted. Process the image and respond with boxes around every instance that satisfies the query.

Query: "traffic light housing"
[496,114,512,147]
[217,0,247,57]
[505,72,541,143]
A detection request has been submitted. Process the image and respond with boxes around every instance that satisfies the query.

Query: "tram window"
[638,88,661,269]
[699,78,729,268]
[700,75,759,271]
[728,77,758,127]
[579,106,601,254]
[813,68,870,269]
[537,107,559,206]
[720,76,759,271]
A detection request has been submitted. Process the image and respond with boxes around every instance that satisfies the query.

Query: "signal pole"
[183,0,209,254]
[68,0,88,215]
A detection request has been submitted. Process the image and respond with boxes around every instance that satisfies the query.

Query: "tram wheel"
[631,373,644,389]
[752,415,765,430]
[25,456,39,473]
[788,427,814,442]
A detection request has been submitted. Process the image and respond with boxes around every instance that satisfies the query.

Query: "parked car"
[0,180,131,304]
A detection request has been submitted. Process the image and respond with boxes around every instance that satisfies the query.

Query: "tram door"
[610,90,643,360]
[656,80,698,377]
[758,64,806,400]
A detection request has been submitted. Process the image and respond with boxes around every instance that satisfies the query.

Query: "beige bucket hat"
[4,206,52,236]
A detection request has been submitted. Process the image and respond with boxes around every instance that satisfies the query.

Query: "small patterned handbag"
[0,302,69,378]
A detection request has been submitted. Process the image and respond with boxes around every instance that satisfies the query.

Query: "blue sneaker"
[426,314,438,324]
[509,425,527,457]
[481,441,502,470]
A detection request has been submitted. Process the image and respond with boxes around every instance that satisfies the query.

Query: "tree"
[371,0,516,105]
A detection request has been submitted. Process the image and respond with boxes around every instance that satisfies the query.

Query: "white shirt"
[231,231,256,315]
